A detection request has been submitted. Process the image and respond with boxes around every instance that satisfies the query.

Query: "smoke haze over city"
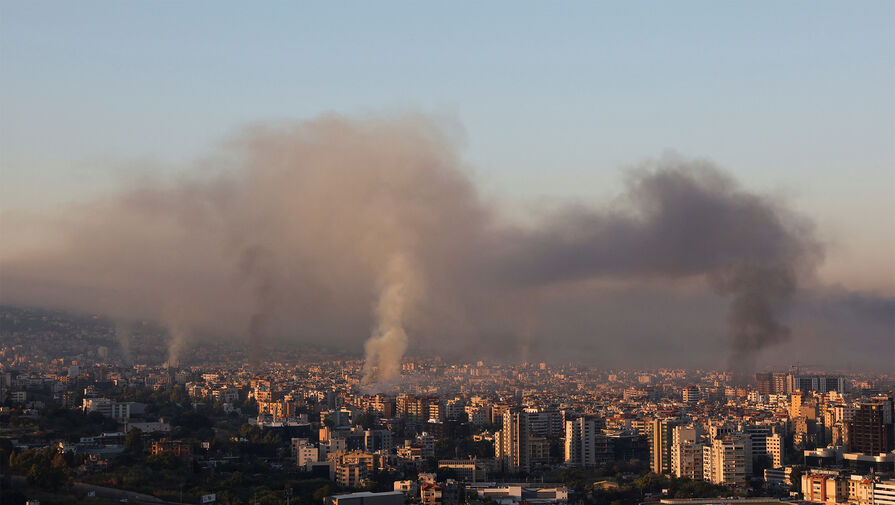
[1,2,894,379]
[0,114,891,376]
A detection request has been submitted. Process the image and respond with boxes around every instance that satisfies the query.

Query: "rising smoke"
[1,113,872,380]
[113,324,134,366]
[237,245,280,365]
[362,253,422,384]
[487,163,822,372]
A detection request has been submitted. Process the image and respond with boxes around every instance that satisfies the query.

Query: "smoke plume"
[362,253,422,384]
[488,163,822,372]
[114,324,134,366]
[1,112,872,374]
[237,245,280,366]
[163,315,190,368]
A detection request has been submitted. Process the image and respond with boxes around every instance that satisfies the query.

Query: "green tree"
[313,484,333,503]
[146,452,183,471]
[790,466,804,493]
[125,427,144,454]
[0,438,12,470]
[238,424,262,442]
[26,459,71,490]
[0,488,26,505]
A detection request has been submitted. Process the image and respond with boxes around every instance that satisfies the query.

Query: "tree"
[313,484,333,503]
[172,411,211,433]
[26,459,71,491]
[790,466,803,493]
[0,488,26,505]
[0,438,12,470]
[238,424,262,441]
[146,452,183,471]
[436,466,458,482]
[633,472,669,493]
[125,427,144,454]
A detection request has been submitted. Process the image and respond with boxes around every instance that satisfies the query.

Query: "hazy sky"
[2,1,894,295]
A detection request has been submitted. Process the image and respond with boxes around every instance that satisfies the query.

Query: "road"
[4,474,186,504]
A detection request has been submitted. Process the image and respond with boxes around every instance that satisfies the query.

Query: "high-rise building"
[849,398,894,455]
[564,416,607,469]
[650,419,676,475]
[682,386,700,404]
[741,424,773,458]
[444,399,466,421]
[794,416,820,447]
[671,425,702,479]
[772,372,789,394]
[791,393,808,419]
[756,372,790,394]
[702,434,751,487]
[396,395,442,422]
[495,409,530,473]
[767,433,784,468]
[759,371,845,395]
[465,405,490,425]
[788,374,846,394]
[756,373,773,395]
[529,436,550,470]
[364,429,393,452]
[526,409,564,439]
[371,395,395,418]
[708,423,733,442]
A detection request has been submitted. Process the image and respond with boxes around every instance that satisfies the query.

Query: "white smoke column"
[114,324,134,365]
[362,253,422,385]
[165,321,188,368]
[161,304,193,368]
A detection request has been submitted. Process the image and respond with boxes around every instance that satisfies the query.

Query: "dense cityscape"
[2,4,894,505]
[0,306,892,505]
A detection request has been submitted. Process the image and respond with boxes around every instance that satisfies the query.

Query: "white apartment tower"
[767,433,784,468]
[495,409,530,473]
[564,416,604,469]
[702,434,752,487]
[671,425,703,479]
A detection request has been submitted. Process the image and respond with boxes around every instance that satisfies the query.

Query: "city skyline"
[1,3,894,504]
[0,308,892,503]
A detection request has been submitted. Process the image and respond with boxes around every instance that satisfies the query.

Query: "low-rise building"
[847,475,874,505]
[335,462,366,488]
[324,491,404,505]
[802,472,848,504]
[468,483,568,505]
[763,466,795,486]
[151,440,192,461]
[438,458,489,482]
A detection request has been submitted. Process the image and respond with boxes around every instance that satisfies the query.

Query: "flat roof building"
[323,491,405,505]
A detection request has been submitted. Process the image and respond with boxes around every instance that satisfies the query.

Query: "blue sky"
[2,1,894,292]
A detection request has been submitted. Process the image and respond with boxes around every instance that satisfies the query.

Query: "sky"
[0,2,893,369]
[2,2,894,287]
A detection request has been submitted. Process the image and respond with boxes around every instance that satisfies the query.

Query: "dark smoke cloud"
[487,163,821,370]
[237,245,279,364]
[811,287,895,325]
[0,113,883,374]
